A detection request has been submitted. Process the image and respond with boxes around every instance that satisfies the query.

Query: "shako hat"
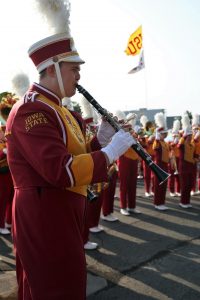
[28,32,84,73]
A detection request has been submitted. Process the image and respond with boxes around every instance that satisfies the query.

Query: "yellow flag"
[125,25,143,56]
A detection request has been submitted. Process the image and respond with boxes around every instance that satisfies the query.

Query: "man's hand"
[97,118,116,147]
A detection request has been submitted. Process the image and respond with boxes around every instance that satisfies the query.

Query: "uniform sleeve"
[86,136,102,152]
[8,102,107,187]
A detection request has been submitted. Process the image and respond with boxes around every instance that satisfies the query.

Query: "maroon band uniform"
[153,139,169,206]
[6,83,108,300]
[118,148,138,210]
[178,136,195,205]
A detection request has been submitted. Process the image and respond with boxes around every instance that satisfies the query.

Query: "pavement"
[1,180,200,299]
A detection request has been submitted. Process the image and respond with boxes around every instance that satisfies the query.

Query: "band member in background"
[191,114,200,195]
[77,102,102,250]
[0,93,17,234]
[153,112,169,211]
[136,123,145,180]
[193,129,200,194]
[178,114,196,208]
[0,73,31,233]
[168,119,181,197]
[140,115,155,197]
[117,113,141,215]
[5,1,134,299]
[101,162,119,221]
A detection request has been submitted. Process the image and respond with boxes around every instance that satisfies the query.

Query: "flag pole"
[143,49,148,109]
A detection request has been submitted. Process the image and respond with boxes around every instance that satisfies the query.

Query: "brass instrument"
[169,150,178,175]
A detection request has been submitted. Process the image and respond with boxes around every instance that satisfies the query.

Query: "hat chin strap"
[54,62,66,99]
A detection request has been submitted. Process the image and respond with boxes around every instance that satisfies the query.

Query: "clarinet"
[76,84,170,185]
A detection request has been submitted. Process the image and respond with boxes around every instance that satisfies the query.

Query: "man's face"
[161,132,168,140]
[60,62,81,97]
[186,134,192,142]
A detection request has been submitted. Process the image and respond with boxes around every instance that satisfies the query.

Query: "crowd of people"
[0,89,200,299]
[77,108,200,249]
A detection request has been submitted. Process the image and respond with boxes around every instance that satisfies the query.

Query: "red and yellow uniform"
[118,147,138,209]
[153,139,169,206]
[168,140,180,194]
[178,136,195,204]
[143,136,155,194]
[101,163,118,216]
[191,137,200,192]
[83,163,118,242]
[0,140,14,228]
[194,138,200,191]
[6,83,108,300]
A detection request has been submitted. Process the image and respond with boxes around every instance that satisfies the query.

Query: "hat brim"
[160,130,168,134]
[60,55,85,64]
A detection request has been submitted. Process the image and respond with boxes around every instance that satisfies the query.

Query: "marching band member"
[153,112,169,211]
[11,72,30,98]
[140,115,155,197]
[178,114,196,208]
[191,114,200,196]
[168,119,181,197]
[0,93,17,234]
[80,96,104,249]
[101,162,119,222]
[1,73,31,231]
[193,128,200,194]
[117,112,141,215]
[5,1,134,299]
[62,96,74,110]
[135,124,145,179]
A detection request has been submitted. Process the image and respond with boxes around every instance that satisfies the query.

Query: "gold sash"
[38,95,87,196]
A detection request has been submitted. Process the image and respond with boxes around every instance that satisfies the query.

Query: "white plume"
[181,114,190,129]
[62,97,73,110]
[154,112,166,129]
[12,73,30,97]
[192,114,199,126]
[34,0,71,34]
[93,109,100,124]
[114,110,126,121]
[172,119,180,133]
[80,96,94,119]
[126,112,137,128]
[140,115,148,127]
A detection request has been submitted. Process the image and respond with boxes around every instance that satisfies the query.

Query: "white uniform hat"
[62,97,74,110]
[172,119,180,136]
[181,114,192,137]
[140,115,148,128]
[79,96,96,125]
[114,110,126,122]
[11,72,30,97]
[154,112,168,134]
[28,0,84,98]
[192,114,200,131]
[28,32,84,73]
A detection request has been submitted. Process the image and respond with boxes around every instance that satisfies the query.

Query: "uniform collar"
[30,82,62,106]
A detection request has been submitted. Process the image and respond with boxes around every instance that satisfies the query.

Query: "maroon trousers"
[179,172,193,204]
[153,162,168,206]
[102,171,118,216]
[168,158,180,194]
[191,163,197,192]
[83,194,103,243]
[0,171,13,228]
[142,160,154,193]
[13,188,87,300]
[118,156,138,209]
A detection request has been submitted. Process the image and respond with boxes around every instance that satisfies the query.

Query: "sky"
[0,0,200,117]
